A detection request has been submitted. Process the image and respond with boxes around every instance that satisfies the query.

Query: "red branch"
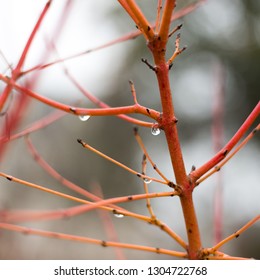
[0,73,160,127]
[191,101,260,182]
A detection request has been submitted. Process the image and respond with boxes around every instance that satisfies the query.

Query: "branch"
[209,215,260,253]
[158,0,176,45]
[118,0,154,41]
[133,127,172,184]
[0,110,66,143]
[77,139,170,186]
[0,170,177,221]
[190,101,260,182]
[20,0,205,76]
[0,73,160,127]
[0,0,52,111]
[196,123,260,185]
[0,223,187,258]
[64,70,154,127]
[27,136,185,248]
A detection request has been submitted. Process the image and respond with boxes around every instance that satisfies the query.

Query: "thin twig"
[0,110,66,143]
[0,0,52,111]
[20,0,205,76]
[0,170,177,221]
[142,154,156,219]
[0,73,160,127]
[196,124,260,185]
[155,0,163,33]
[0,222,187,258]
[91,182,126,260]
[168,33,186,68]
[191,101,260,182]
[77,139,169,186]
[133,127,171,184]
[210,215,260,252]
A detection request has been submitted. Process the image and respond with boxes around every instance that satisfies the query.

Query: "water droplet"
[151,125,161,136]
[114,213,124,218]
[143,178,152,184]
[79,115,90,122]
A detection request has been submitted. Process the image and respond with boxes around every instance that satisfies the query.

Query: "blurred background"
[0,0,259,259]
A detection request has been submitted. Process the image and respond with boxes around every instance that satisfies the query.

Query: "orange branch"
[0,222,187,258]
[210,215,260,253]
[158,0,176,44]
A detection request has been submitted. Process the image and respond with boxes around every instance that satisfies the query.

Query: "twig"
[20,0,205,76]
[210,215,260,253]
[191,101,260,182]
[158,0,176,44]
[0,222,187,258]
[141,154,156,219]
[0,110,66,143]
[0,73,160,127]
[133,127,171,184]
[91,182,126,260]
[212,61,225,244]
[196,124,260,185]
[0,170,177,221]
[155,0,163,33]
[77,139,169,186]
[0,0,52,111]
[168,33,187,68]
[118,0,155,41]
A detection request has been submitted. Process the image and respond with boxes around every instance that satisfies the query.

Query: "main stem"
[151,42,202,259]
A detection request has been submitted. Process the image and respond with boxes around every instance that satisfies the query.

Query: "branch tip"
[77,138,83,145]
[141,58,157,72]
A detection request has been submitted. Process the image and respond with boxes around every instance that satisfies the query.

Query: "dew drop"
[151,125,161,136]
[143,178,152,184]
[114,213,124,219]
[79,115,90,122]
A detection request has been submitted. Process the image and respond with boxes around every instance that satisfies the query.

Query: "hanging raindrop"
[143,178,152,184]
[79,115,90,122]
[114,213,124,218]
[151,125,161,136]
